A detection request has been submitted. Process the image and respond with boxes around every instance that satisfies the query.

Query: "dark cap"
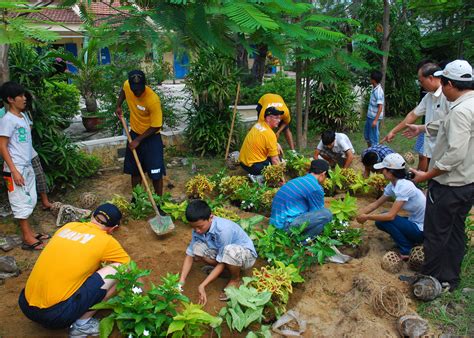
[309,159,329,174]
[128,70,146,93]
[93,203,122,227]
[264,106,284,118]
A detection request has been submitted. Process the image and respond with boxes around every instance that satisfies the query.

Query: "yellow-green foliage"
[219,176,248,200]
[341,167,357,188]
[367,173,388,194]
[261,188,278,210]
[213,206,240,222]
[185,175,215,199]
[262,164,286,187]
[109,194,131,218]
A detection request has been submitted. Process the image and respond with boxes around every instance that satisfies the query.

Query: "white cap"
[434,60,473,82]
[373,153,406,170]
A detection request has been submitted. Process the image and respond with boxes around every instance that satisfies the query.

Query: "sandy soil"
[0,164,432,337]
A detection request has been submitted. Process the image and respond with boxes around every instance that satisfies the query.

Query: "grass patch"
[417,219,474,336]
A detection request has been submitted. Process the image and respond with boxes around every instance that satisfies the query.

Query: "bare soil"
[0,164,434,337]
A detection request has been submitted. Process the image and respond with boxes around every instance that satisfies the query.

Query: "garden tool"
[119,115,174,235]
[224,82,241,160]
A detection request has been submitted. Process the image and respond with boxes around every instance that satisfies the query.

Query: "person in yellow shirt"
[18,203,130,336]
[239,106,283,175]
[257,93,295,150]
[115,70,165,196]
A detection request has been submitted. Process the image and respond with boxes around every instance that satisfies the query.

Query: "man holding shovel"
[115,70,165,196]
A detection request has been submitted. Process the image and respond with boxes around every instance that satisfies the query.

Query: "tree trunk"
[0,44,10,84]
[295,57,303,150]
[303,65,311,148]
[381,0,391,91]
[250,44,268,85]
[235,43,248,73]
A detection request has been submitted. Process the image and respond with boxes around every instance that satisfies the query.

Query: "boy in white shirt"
[313,130,355,168]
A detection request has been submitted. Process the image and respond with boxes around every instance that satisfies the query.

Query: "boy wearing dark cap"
[270,160,333,238]
[239,106,284,176]
[115,70,166,196]
[19,203,130,336]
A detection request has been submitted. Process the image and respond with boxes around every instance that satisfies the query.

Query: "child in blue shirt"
[178,200,257,305]
[365,70,385,146]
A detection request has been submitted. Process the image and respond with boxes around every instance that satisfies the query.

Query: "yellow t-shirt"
[25,222,130,309]
[123,80,163,134]
[239,122,279,166]
[257,93,291,125]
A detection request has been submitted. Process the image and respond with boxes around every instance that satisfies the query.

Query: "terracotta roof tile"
[27,8,82,23]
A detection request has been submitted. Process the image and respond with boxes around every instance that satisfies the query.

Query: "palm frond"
[306,26,347,41]
[222,2,279,31]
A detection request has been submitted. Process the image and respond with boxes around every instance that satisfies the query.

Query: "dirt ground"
[0,163,435,337]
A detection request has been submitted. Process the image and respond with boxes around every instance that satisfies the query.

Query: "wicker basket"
[371,285,407,317]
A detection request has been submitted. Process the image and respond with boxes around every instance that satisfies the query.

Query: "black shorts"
[240,159,271,175]
[124,130,166,180]
[18,272,106,329]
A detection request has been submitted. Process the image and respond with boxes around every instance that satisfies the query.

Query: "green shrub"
[44,81,80,124]
[239,73,296,108]
[185,50,242,156]
[310,81,359,132]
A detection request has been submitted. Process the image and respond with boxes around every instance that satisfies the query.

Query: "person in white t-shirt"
[313,131,355,168]
[0,82,46,251]
[356,153,425,259]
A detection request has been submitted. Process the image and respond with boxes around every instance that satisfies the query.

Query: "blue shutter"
[100,47,111,64]
[173,53,189,79]
[65,43,78,73]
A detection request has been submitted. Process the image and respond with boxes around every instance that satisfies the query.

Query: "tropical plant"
[185,174,215,199]
[261,164,285,188]
[329,193,358,222]
[366,173,388,196]
[219,175,248,200]
[285,151,311,178]
[239,73,296,107]
[246,261,304,317]
[218,284,272,333]
[212,206,240,222]
[92,262,196,337]
[323,219,363,248]
[349,171,372,195]
[260,188,278,211]
[310,81,359,132]
[167,303,222,338]
[160,201,188,223]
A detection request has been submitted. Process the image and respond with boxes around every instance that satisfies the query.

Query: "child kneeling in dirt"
[179,199,257,305]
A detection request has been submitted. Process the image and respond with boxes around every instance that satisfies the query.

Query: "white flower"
[143,330,150,336]
[305,237,312,243]
[128,335,133,338]
[132,286,142,294]
[241,200,246,204]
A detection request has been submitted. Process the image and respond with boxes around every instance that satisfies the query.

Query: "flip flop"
[218,292,229,301]
[21,241,44,251]
[35,233,51,241]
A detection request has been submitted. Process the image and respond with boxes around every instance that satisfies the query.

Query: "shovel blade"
[149,215,175,236]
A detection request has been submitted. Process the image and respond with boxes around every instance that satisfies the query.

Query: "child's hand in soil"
[198,284,207,305]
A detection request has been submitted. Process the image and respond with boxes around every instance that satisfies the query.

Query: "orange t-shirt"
[25,222,130,308]
[123,80,162,134]
[257,93,291,125]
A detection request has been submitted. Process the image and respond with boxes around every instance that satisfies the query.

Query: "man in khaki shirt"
[405,60,474,292]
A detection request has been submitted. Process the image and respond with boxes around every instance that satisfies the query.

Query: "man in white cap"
[404,59,474,292]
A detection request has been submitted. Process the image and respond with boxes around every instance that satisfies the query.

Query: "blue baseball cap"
[93,203,122,227]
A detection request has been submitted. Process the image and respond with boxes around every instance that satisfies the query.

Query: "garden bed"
[0,163,438,337]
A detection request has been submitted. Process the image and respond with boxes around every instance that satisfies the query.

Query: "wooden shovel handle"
[119,115,161,217]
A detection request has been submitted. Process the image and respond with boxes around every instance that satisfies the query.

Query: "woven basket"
[381,251,403,273]
[409,246,424,271]
[372,285,407,317]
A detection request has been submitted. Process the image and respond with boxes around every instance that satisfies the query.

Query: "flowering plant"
[91,261,220,337]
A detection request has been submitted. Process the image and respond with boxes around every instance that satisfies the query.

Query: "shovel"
[119,115,175,235]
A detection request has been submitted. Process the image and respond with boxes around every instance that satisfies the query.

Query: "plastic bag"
[272,309,307,337]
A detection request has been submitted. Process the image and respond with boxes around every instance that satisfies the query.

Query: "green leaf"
[99,316,115,338]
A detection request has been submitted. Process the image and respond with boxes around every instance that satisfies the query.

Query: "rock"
[0,256,20,280]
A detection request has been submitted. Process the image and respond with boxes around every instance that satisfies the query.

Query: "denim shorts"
[19,272,106,329]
